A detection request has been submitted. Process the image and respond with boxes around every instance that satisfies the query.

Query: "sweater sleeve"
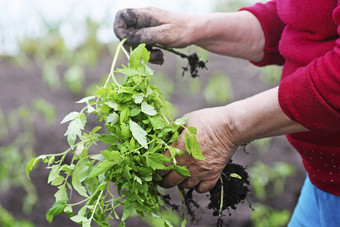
[240,1,286,66]
[278,5,340,134]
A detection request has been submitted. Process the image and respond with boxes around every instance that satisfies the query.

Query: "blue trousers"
[288,176,340,227]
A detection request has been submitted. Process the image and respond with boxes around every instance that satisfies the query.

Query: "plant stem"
[219,176,224,218]
[105,39,127,87]
[153,44,189,59]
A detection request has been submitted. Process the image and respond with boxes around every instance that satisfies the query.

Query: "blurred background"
[0,0,306,226]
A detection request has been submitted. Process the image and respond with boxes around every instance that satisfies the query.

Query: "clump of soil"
[208,161,250,226]
[168,160,250,226]
[181,53,207,78]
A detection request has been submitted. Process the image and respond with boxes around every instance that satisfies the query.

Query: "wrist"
[226,87,308,145]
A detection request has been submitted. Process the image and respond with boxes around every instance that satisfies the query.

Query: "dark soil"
[208,161,250,227]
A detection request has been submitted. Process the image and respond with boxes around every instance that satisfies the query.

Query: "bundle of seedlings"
[26,40,250,227]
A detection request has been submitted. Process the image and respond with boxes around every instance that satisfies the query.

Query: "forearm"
[225,87,308,146]
[191,11,265,62]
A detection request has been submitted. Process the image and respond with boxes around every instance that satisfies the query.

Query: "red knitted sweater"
[241,0,340,196]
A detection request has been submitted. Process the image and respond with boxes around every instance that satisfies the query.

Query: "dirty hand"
[159,106,239,193]
[114,8,198,64]
[114,7,196,47]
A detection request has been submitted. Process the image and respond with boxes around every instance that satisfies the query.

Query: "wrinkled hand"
[114,8,197,64]
[159,106,239,193]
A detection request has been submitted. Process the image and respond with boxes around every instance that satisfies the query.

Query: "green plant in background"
[214,0,257,12]
[251,203,291,227]
[0,205,34,227]
[252,137,273,154]
[250,161,295,200]
[204,71,233,105]
[260,65,282,86]
[0,99,56,215]
[16,18,108,95]
[249,161,295,227]
[27,42,204,227]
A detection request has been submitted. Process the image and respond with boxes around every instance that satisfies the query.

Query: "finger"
[180,177,200,189]
[195,177,219,193]
[159,170,186,188]
[149,49,164,65]
[114,9,138,40]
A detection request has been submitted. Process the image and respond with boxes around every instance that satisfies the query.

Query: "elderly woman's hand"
[159,106,240,193]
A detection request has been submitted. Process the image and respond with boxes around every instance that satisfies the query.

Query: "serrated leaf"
[129,119,148,148]
[51,176,65,186]
[54,185,68,201]
[107,112,119,124]
[76,96,96,104]
[98,134,118,144]
[105,101,118,110]
[70,215,89,223]
[26,155,49,180]
[48,165,60,184]
[46,200,66,224]
[141,101,157,116]
[149,115,167,130]
[64,117,85,148]
[130,44,149,69]
[72,158,90,197]
[61,111,79,124]
[173,165,191,178]
[101,150,121,161]
[187,126,198,135]
[185,133,205,161]
[122,205,134,221]
[132,93,144,104]
[88,160,117,178]
[146,153,170,170]
[174,117,187,126]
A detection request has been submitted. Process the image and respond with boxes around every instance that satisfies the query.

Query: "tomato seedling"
[26,40,204,227]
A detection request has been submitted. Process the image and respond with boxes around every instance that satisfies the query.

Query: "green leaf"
[61,111,79,124]
[187,126,197,135]
[64,117,86,148]
[105,101,118,110]
[185,133,205,161]
[173,165,191,178]
[46,200,66,223]
[98,134,118,144]
[141,101,157,116]
[132,93,144,104]
[122,205,134,221]
[107,113,119,124]
[101,150,122,161]
[149,115,167,130]
[88,160,116,178]
[70,215,89,224]
[169,147,185,157]
[129,119,148,148]
[51,176,65,186]
[146,153,170,170]
[54,185,68,201]
[72,158,90,197]
[76,96,96,104]
[48,165,60,184]
[174,117,187,126]
[130,44,149,68]
[120,108,129,123]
